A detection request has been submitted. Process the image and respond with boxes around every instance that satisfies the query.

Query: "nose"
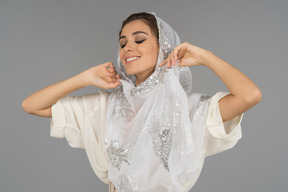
[123,41,134,52]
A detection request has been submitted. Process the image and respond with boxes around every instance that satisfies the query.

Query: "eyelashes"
[136,39,146,44]
[120,39,146,48]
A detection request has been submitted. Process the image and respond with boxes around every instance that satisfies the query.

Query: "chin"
[124,66,139,75]
[125,69,137,75]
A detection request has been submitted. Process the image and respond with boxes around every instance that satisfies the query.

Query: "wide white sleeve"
[205,92,243,157]
[50,93,100,149]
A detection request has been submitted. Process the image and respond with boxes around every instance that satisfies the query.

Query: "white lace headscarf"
[105,12,206,192]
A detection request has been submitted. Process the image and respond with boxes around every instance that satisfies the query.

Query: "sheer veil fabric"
[105,12,206,192]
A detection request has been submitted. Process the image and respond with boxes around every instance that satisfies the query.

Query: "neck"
[135,68,155,86]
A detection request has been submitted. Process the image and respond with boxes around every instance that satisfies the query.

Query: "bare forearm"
[22,72,87,116]
[161,42,262,121]
[202,51,261,103]
[22,62,120,117]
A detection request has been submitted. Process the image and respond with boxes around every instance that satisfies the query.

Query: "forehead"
[120,20,152,36]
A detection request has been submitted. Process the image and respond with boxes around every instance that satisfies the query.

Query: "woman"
[22,12,262,192]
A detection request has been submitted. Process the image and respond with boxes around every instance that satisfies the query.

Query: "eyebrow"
[119,31,148,40]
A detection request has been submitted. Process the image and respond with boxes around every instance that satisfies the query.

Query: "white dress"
[50,89,243,191]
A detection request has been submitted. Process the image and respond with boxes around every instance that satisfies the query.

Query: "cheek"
[119,50,125,63]
[145,43,158,58]
[150,45,159,61]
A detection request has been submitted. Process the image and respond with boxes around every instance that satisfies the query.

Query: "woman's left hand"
[160,43,262,123]
[159,42,210,68]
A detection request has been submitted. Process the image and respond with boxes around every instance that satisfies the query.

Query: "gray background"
[0,0,287,191]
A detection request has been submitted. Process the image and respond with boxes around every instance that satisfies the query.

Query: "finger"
[161,58,167,66]
[166,57,170,68]
[103,62,110,68]
[111,76,117,83]
[178,60,183,66]
[173,49,178,65]
[165,55,170,68]
[113,73,121,82]
[107,71,117,77]
[159,59,167,67]
[168,54,173,68]
[173,46,183,65]
[170,55,174,67]
[111,76,121,85]
[166,55,170,67]
[107,81,122,89]
[104,61,114,69]
[107,66,115,72]
[171,50,177,66]
[106,77,113,83]
[174,44,185,62]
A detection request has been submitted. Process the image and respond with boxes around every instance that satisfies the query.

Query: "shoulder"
[80,89,111,102]
[80,89,111,114]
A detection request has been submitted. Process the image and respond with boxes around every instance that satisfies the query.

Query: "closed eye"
[136,39,146,44]
[120,39,146,49]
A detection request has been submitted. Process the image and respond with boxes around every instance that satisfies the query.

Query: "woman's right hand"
[22,62,121,117]
[84,62,121,89]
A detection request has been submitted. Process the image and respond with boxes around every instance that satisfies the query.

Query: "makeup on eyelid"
[118,20,159,84]
[120,39,146,48]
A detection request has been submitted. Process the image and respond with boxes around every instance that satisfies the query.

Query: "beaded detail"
[159,21,172,60]
[118,175,139,192]
[105,140,130,170]
[148,119,173,171]
[110,87,134,119]
[130,67,165,97]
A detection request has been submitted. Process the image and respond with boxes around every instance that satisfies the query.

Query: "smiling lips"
[125,56,141,64]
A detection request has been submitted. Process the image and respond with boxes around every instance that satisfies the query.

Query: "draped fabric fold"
[105,12,206,192]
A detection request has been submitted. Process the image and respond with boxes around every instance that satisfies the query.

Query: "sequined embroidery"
[118,175,139,192]
[105,13,198,191]
[159,21,172,60]
[130,67,165,97]
[105,140,130,170]
[110,87,134,119]
[148,119,173,171]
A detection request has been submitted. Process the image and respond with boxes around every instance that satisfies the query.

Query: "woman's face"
[119,20,159,79]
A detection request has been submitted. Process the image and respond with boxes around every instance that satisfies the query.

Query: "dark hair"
[119,12,159,40]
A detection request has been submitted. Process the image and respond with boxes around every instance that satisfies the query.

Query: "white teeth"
[126,57,140,62]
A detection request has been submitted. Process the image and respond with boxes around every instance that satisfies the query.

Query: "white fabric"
[50,12,243,191]
[50,89,110,183]
[50,90,243,191]
[105,13,210,191]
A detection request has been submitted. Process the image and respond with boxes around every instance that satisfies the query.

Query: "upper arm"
[218,94,258,122]
[205,92,243,156]
[30,107,52,118]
